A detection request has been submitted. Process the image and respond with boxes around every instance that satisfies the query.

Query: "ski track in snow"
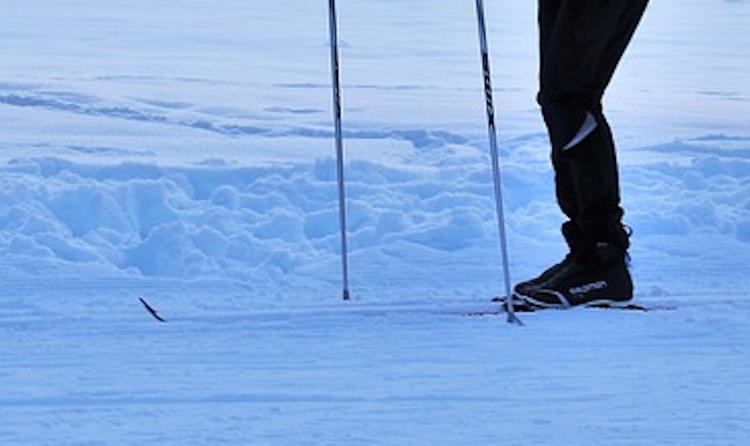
[0,84,475,152]
[1,0,750,444]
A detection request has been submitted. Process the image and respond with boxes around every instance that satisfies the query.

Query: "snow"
[1,0,749,444]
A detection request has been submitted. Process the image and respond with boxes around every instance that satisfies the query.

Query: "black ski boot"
[520,241,633,308]
[513,222,580,297]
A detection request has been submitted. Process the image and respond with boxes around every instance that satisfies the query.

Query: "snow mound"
[0,156,504,280]
[2,137,749,290]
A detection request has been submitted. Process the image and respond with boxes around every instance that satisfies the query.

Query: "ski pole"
[327,0,351,301]
[474,0,521,325]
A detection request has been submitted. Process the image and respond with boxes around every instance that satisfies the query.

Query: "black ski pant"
[537,0,648,248]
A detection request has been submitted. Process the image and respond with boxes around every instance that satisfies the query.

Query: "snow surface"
[1,0,749,444]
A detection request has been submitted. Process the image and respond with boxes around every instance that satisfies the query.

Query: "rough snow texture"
[1,0,749,444]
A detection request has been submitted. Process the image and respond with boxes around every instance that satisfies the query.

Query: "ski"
[460,296,675,316]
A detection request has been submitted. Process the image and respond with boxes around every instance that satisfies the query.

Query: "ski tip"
[139,297,166,323]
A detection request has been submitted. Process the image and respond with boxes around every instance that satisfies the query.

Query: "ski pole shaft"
[328,0,351,301]
[474,0,521,324]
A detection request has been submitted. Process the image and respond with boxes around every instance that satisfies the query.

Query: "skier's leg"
[540,0,648,243]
